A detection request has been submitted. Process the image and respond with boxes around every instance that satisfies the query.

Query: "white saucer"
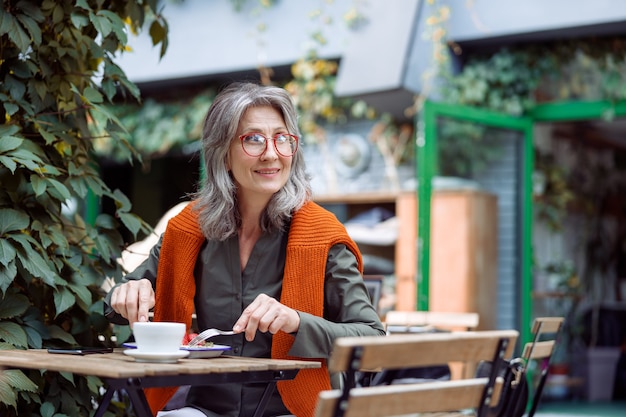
[123,349,190,363]
[181,344,231,359]
[123,342,231,359]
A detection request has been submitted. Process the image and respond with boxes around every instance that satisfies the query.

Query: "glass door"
[418,101,534,344]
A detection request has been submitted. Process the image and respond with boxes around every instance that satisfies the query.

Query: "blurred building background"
[99,0,626,404]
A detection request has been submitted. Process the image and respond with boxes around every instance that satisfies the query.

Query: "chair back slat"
[523,340,555,360]
[530,316,564,336]
[317,379,489,417]
[328,330,517,373]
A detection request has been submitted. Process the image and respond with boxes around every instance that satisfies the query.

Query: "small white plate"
[181,344,231,359]
[123,343,231,359]
[123,349,190,363]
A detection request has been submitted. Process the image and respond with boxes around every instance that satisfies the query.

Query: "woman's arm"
[103,237,162,324]
[288,244,386,358]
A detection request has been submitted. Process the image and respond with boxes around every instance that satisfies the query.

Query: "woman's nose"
[260,138,279,160]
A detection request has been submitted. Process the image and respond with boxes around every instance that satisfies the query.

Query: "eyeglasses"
[239,133,299,157]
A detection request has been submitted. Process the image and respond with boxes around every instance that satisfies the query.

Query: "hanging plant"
[91,91,214,162]
[533,150,576,231]
[441,37,626,114]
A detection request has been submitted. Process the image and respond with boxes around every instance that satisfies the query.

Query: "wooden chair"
[314,330,519,417]
[521,317,565,417]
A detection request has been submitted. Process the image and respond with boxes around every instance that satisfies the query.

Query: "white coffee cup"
[132,321,186,353]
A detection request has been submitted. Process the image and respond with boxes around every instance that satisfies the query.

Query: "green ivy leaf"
[118,212,142,237]
[149,19,166,47]
[2,369,38,391]
[24,324,44,348]
[40,401,55,417]
[0,378,17,409]
[10,234,57,285]
[0,293,30,319]
[58,391,76,416]
[31,174,47,196]
[5,74,26,101]
[3,13,30,52]
[94,213,117,230]
[0,239,17,268]
[53,287,75,317]
[45,178,71,201]
[0,208,29,234]
[92,233,112,262]
[68,283,92,313]
[85,375,102,394]
[82,86,103,104]
[46,325,77,345]
[0,7,13,35]
[66,176,88,198]
[37,126,57,145]
[70,12,89,29]
[0,321,28,347]
[3,101,19,116]
[16,14,42,46]
[99,10,127,44]
[0,135,22,154]
[89,11,112,37]
[59,371,75,385]
[0,155,17,173]
[0,261,18,294]
[0,124,19,137]
[7,147,44,171]
[74,0,90,11]
[23,308,50,344]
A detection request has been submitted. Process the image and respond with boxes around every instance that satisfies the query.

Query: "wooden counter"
[315,189,498,330]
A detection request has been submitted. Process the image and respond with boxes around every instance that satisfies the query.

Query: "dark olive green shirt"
[104,227,385,417]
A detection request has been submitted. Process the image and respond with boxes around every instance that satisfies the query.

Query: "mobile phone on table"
[47,346,114,355]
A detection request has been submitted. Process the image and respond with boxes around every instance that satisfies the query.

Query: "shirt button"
[234,347,240,354]
[235,294,241,301]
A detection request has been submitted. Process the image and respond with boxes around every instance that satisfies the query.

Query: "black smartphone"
[47,346,114,355]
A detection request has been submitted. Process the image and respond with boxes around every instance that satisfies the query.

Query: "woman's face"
[227,105,293,203]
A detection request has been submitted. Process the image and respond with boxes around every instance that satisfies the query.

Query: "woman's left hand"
[233,293,300,341]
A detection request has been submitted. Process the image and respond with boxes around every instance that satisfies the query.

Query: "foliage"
[106,1,413,167]
[284,55,376,141]
[436,118,503,178]
[441,48,551,115]
[0,0,168,415]
[92,91,214,162]
[416,0,502,177]
[427,14,626,175]
[440,38,626,115]
[229,0,276,13]
[532,150,576,231]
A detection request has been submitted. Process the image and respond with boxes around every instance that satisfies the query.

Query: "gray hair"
[193,82,311,240]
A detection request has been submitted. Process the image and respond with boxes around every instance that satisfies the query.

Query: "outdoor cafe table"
[0,349,321,417]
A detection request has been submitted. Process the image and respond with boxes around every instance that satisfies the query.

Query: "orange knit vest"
[144,201,362,417]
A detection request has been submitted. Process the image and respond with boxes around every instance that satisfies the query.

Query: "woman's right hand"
[109,278,155,326]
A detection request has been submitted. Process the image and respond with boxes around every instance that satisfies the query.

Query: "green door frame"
[417,99,626,346]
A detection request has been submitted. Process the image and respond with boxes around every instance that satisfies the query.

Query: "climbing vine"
[0,0,167,414]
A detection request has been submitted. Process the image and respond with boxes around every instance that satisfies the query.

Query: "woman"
[105,82,385,417]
